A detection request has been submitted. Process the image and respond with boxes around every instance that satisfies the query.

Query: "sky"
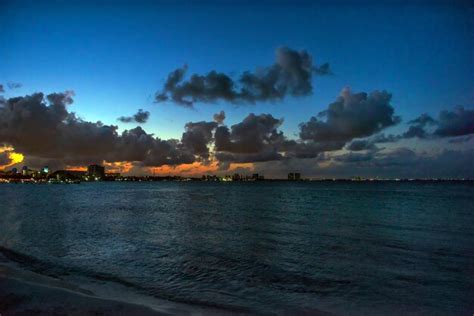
[1,0,473,178]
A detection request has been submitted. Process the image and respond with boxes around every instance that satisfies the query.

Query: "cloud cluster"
[345,106,474,150]
[181,121,218,160]
[213,110,226,124]
[214,113,286,163]
[299,88,401,143]
[155,47,330,107]
[1,88,472,178]
[251,148,474,179]
[0,92,202,169]
[117,109,150,124]
[0,88,405,171]
[212,88,402,163]
[384,106,474,142]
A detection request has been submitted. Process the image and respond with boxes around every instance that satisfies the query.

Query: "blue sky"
[1,0,472,139]
[1,0,473,177]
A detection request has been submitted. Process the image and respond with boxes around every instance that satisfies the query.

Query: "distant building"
[50,170,86,180]
[42,166,49,174]
[252,173,259,181]
[288,172,301,181]
[87,164,105,180]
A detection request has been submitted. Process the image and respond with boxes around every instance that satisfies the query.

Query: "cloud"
[212,88,402,165]
[214,113,284,153]
[0,92,205,169]
[0,84,4,93]
[7,82,22,90]
[252,147,474,179]
[181,121,218,160]
[370,133,402,144]
[408,113,436,126]
[281,140,345,159]
[334,151,375,163]
[117,109,150,124]
[3,89,471,178]
[448,135,472,143]
[400,107,474,140]
[142,139,196,167]
[346,139,378,151]
[402,125,429,139]
[213,110,226,124]
[299,88,401,143]
[0,151,12,166]
[155,47,330,107]
[434,106,474,137]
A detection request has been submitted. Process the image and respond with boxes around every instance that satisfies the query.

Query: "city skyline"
[1,1,473,178]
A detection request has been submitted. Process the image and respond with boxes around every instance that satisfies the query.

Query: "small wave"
[0,246,252,314]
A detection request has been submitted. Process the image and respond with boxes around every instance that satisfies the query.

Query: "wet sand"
[0,264,233,315]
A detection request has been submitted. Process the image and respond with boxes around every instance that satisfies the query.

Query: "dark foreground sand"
[0,264,234,315]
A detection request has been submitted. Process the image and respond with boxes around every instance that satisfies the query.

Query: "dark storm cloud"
[214,113,284,153]
[401,113,436,139]
[0,92,206,168]
[181,121,218,160]
[370,133,402,144]
[401,107,474,140]
[212,88,403,165]
[402,125,429,139]
[213,110,226,124]
[434,106,474,137]
[118,109,150,124]
[334,151,375,163]
[155,47,330,107]
[408,113,437,127]
[0,85,4,93]
[215,149,283,164]
[142,139,195,167]
[299,88,401,143]
[214,113,285,161]
[346,139,377,151]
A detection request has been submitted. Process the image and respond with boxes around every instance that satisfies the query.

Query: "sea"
[1,181,473,315]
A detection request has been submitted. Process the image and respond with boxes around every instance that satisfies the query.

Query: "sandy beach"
[0,263,233,316]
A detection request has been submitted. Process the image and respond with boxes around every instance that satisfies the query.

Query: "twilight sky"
[1,0,473,178]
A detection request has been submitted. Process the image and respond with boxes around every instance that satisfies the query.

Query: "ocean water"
[0,182,473,315]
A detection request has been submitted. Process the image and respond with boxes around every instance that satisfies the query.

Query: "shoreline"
[0,262,239,315]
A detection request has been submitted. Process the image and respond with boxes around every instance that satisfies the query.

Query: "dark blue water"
[1,182,473,315]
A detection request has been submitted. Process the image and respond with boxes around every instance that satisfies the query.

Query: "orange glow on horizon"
[65,166,87,172]
[148,161,254,177]
[0,148,255,176]
[149,161,219,176]
[104,161,134,174]
[0,146,25,170]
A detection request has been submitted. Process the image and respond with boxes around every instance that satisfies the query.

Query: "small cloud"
[118,109,150,124]
[7,82,22,90]
[213,110,226,124]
